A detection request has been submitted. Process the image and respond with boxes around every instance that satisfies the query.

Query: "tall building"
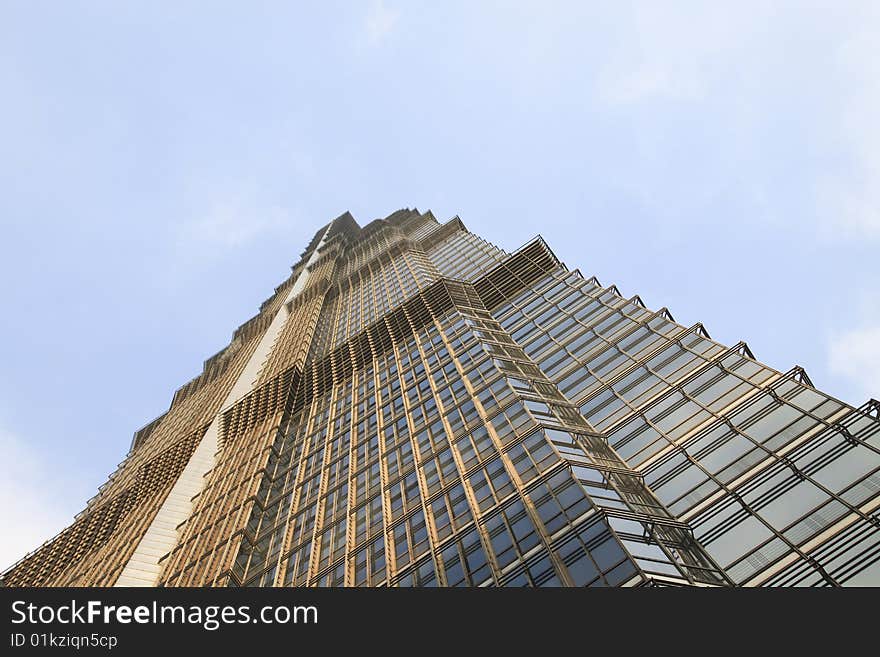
[4,209,880,587]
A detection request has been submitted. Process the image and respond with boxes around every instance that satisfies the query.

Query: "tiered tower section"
[4,210,879,587]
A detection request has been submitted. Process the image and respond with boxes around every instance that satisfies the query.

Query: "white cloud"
[0,427,72,572]
[599,67,681,105]
[365,0,399,45]
[817,9,880,241]
[176,185,293,249]
[588,3,880,242]
[828,326,880,402]
[595,4,765,105]
[819,177,880,241]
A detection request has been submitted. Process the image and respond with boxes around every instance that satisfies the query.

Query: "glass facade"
[4,209,879,587]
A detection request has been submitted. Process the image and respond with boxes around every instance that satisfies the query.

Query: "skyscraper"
[4,209,879,587]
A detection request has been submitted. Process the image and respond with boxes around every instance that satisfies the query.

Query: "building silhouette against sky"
[4,210,880,587]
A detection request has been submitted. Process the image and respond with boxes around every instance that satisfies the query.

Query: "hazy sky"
[1,1,878,569]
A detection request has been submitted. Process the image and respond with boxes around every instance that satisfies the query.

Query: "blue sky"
[1,1,878,568]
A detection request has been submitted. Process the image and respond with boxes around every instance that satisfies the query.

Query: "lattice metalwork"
[4,209,879,587]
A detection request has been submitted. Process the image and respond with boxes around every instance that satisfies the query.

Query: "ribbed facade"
[4,209,879,587]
